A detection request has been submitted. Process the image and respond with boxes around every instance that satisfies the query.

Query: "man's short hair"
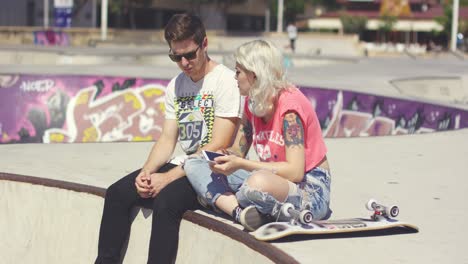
[164,13,206,47]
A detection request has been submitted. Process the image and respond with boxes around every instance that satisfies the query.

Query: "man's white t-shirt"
[287,24,297,40]
[165,64,241,155]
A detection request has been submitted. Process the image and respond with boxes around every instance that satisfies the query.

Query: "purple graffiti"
[33,30,70,46]
[0,73,467,144]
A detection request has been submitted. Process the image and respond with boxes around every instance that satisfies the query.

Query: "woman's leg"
[237,168,332,221]
[184,158,250,216]
[236,170,290,216]
[184,158,230,207]
[95,169,143,264]
[299,167,332,220]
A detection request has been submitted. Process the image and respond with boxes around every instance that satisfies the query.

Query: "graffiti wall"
[1,73,467,144]
[0,74,167,143]
[300,88,468,137]
[34,30,70,46]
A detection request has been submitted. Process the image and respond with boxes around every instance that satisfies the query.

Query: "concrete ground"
[1,128,467,263]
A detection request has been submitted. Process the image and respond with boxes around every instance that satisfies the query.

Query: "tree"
[109,0,152,29]
[378,12,397,42]
[308,0,339,11]
[434,0,468,48]
[434,2,452,44]
[340,13,367,38]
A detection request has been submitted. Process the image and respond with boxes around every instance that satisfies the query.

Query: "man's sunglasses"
[168,46,201,62]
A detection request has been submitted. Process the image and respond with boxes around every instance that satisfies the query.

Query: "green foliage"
[308,0,339,10]
[269,0,304,22]
[434,2,452,37]
[109,0,152,14]
[339,13,367,35]
[378,13,397,33]
[269,0,338,22]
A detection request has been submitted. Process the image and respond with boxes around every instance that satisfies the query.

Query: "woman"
[183,40,332,231]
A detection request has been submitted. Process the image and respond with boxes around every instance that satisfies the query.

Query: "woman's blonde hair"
[234,40,290,117]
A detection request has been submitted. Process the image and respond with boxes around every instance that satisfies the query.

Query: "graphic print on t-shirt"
[253,130,284,161]
[176,94,214,153]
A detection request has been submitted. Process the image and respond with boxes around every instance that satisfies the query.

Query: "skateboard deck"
[251,217,419,241]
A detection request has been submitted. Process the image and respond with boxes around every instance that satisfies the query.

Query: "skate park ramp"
[0,172,293,264]
[1,45,468,263]
[1,129,468,264]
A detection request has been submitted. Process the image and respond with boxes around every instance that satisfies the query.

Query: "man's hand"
[148,172,173,198]
[135,169,152,198]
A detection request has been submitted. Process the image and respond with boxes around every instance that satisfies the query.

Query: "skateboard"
[251,199,419,241]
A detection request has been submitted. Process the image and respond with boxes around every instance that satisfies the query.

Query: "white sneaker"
[239,205,271,231]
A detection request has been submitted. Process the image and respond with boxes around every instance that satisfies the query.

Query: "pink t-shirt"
[245,86,327,171]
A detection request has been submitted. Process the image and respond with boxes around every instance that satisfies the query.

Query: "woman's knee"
[244,171,270,189]
[236,182,265,208]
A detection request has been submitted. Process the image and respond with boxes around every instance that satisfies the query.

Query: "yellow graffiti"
[124,93,142,109]
[143,88,164,97]
[76,91,90,106]
[83,126,98,142]
[2,132,9,142]
[132,135,153,142]
[49,133,65,143]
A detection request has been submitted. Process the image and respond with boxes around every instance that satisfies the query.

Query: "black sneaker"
[239,205,271,231]
[197,195,212,210]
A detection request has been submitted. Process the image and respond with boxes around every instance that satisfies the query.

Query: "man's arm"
[135,119,179,198]
[164,115,239,181]
[147,116,239,197]
[200,116,239,152]
[142,119,179,173]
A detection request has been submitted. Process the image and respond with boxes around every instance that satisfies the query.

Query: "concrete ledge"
[0,172,297,264]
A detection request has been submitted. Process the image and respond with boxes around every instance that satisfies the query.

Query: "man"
[286,21,297,53]
[95,13,241,264]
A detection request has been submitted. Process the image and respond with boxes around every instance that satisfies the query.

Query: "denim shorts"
[184,157,332,220]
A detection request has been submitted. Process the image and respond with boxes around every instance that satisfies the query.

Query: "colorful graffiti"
[0,73,467,144]
[33,30,70,46]
[0,74,167,143]
[300,88,467,137]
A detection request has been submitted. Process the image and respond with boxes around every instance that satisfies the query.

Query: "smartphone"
[202,150,226,162]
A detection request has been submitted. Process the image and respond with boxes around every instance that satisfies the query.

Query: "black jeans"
[95,163,200,264]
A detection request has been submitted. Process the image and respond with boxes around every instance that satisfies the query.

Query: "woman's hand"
[209,155,244,176]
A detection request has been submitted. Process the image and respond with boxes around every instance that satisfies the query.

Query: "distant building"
[0,0,273,32]
[0,0,94,27]
[306,0,468,45]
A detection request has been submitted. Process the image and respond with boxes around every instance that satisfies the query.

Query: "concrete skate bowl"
[0,173,296,264]
[0,45,355,68]
[390,76,468,105]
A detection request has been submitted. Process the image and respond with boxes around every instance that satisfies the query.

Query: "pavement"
[1,128,467,263]
[1,43,468,263]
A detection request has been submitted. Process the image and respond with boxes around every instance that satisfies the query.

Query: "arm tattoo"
[283,112,304,147]
[239,119,253,155]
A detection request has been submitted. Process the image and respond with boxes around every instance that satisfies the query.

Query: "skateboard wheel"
[366,199,378,211]
[299,210,313,224]
[386,205,399,218]
[281,203,294,218]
